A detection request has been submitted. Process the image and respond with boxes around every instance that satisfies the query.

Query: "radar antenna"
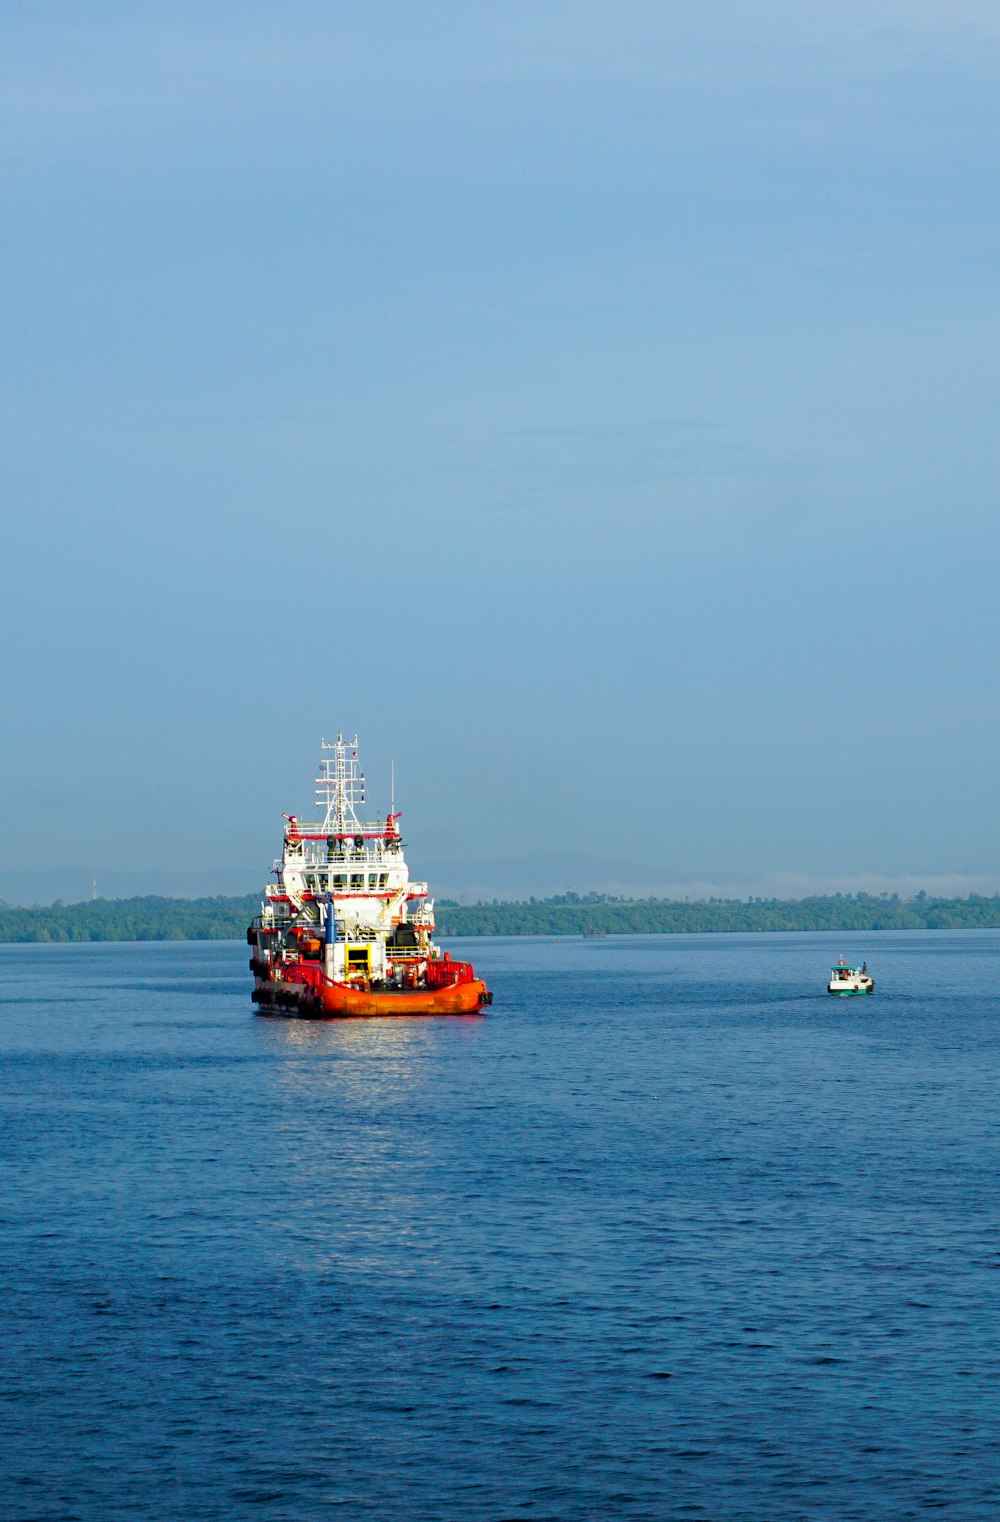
[316,733,365,834]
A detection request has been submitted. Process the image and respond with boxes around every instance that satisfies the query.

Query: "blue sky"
[3,2,999,901]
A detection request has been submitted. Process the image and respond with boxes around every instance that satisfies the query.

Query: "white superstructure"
[257,734,435,985]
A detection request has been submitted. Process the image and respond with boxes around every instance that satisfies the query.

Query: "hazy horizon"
[4,3,998,891]
[5,861,1000,911]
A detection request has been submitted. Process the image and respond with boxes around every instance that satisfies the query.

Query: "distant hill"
[434,891,1000,936]
[0,895,259,943]
[3,890,1000,943]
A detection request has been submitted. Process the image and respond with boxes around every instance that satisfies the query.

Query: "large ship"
[248,734,492,1018]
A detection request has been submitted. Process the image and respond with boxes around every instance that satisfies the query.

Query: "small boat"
[827,956,875,996]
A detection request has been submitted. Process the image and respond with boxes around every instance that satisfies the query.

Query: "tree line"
[3,890,1000,943]
[434,890,1000,936]
[0,895,260,943]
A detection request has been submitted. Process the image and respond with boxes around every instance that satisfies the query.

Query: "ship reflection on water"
[258,1008,486,1061]
[258,1012,455,1099]
[252,1013,491,1279]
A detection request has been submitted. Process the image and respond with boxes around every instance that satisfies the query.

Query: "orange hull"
[254,975,491,1019]
[317,978,490,1018]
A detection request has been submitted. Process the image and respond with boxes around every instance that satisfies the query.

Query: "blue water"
[2,931,999,1521]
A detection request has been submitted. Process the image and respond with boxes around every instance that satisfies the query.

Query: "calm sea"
[2,932,999,1521]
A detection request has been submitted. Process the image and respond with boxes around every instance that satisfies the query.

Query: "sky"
[2,1,999,903]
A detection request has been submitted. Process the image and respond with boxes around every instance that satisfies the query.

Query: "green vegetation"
[0,895,259,943]
[3,889,1000,943]
[434,890,1000,936]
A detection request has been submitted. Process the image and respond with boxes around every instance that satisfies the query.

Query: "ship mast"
[316,733,366,836]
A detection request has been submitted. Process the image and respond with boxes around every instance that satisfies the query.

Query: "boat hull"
[828,984,875,996]
[253,975,491,1019]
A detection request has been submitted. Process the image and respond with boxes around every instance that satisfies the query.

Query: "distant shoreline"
[3,891,1000,943]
